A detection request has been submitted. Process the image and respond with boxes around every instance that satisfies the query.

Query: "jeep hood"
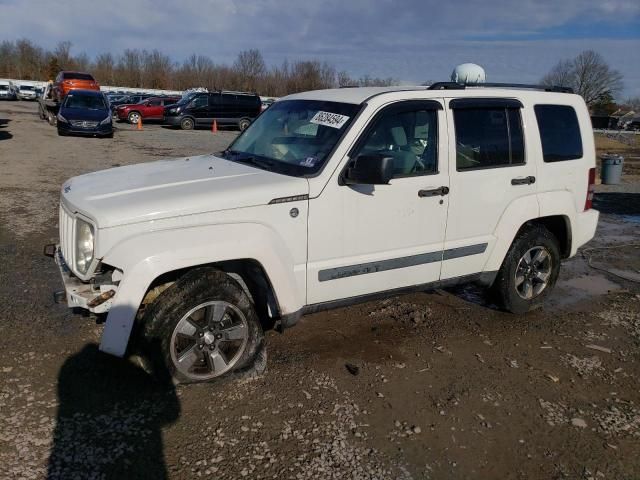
[61,154,309,228]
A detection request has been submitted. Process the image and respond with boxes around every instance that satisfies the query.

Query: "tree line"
[0,39,396,96]
[2,40,635,110]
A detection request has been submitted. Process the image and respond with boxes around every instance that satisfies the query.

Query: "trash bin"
[600,154,624,185]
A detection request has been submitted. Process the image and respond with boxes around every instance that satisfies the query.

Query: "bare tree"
[624,97,640,111]
[541,50,624,106]
[233,49,266,91]
[1,37,402,96]
[94,53,115,85]
[54,41,73,70]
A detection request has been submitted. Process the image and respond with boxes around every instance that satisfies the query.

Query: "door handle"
[511,176,536,186]
[418,186,450,197]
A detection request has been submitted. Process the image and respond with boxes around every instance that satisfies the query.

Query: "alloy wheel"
[514,246,552,300]
[169,301,249,380]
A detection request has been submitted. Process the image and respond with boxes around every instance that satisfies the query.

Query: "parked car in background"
[115,96,181,124]
[53,71,100,102]
[56,89,113,138]
[107,94,134,112]
[163,90,261,130]
[261,98,275,111]
[0,81,18,100]
[125,94,154,105]
[17,84,38,100]
[626,118,640,131]
[109,93,154,111]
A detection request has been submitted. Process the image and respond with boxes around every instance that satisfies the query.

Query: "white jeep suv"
[46,82,599,384]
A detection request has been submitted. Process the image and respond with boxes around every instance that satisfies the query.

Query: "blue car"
[57,90,113,138]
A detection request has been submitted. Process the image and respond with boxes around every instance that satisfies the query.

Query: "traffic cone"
[211,119,218,134]
[137,116,143,130]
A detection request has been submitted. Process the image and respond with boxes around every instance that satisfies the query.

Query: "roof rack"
[428,82,573,94]
[216,89,258,96]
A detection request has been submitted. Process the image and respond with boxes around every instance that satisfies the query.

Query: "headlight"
[75,219,95,274]
[100,116,112,125]
[57,113,68,123]
[168,108,176,114]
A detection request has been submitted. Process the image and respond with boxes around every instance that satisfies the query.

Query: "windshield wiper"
[225,150,274,171]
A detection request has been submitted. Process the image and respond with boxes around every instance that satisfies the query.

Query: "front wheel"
[238,118,251,132]
[127,111,141,124]
[180,117,195,130]
[491,225,561,314]
[140,268,266,384]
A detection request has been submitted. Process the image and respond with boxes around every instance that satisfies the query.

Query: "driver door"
[145,98,163,119]
[306,100,449,305]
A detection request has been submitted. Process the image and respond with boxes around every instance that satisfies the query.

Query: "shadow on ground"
[47,344,180,480]
[594,192,640,215]
[0,118,12,141]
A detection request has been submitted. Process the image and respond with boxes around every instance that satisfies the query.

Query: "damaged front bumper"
[44,244,117,314]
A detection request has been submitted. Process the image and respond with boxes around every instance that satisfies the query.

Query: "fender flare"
[99,223,304,357]
[483,191,578,273]
[482,194,540,273]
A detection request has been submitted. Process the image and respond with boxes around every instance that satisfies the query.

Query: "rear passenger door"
[442,98,537,280]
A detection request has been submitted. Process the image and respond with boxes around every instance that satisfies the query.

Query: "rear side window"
[454,107,525,171]
[534,105,583,162]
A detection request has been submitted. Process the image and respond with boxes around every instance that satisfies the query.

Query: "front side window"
[454,107,525,170]
[190,96,208,108]
[226,100,360,177]
[534,105,583,162]
[352,107,438,178]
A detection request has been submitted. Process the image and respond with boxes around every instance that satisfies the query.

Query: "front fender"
[99,223,305,357]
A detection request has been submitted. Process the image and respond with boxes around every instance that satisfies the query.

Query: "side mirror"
[344,154,394,185]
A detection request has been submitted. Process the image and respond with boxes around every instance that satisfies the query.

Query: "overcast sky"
[1,0,639,97]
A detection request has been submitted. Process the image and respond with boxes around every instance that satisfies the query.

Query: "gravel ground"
[0,101,639,480]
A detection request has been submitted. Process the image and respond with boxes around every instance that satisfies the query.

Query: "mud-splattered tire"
[140,268,266,385]
[491,225,561,314]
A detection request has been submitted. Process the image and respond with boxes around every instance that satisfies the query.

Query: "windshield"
[178,92,199,104]
[0,85,8,91]
[226,100,360,176]
[64,94,107,110]
[20,86,35,91]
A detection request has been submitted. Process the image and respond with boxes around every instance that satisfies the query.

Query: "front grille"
[59,205,74,268]
[70,120,98,128]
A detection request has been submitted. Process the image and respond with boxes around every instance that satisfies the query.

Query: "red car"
[115,96,181,124]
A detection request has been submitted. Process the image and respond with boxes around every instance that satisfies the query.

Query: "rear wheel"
[491,225,561,314]
[140,268,266,384]
[180,117,195,130]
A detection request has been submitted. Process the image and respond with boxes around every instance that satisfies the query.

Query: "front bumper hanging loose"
[44,243,116,314]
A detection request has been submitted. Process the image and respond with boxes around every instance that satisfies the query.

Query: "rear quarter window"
[534,105,583,162]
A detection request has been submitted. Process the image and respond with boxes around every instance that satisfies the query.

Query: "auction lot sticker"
[310,111,350,129]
